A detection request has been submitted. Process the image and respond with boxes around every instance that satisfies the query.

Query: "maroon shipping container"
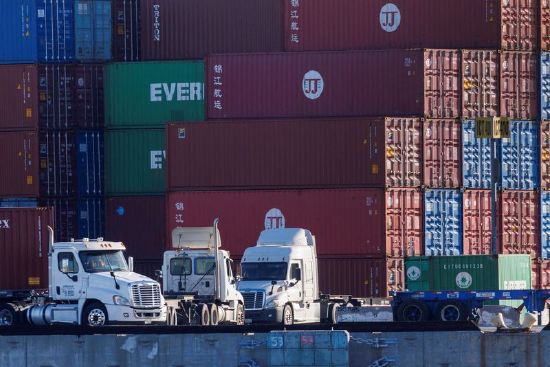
[499,190,540,257]
[133,259,163,280]
[463,190,492,255]
[112,0,140,61]
[0,207,54,289]
[0,64,104,130]
[167,117,422,190]
[542,121,550,191]
[39,130,76,197]
[206,49,460,120]
[542,0,550,51]
[285,0,536,52]
[140,0,283,60]
[167,188,423,258]
[105,196,166,259]
[0,130,39,198]
[422,119,461,188]
[461,50,499,119]
[500,52,537,120]
[317,257,404,298]
[385,188,423,257]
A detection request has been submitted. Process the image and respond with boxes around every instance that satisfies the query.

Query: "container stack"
[0,0,109,242]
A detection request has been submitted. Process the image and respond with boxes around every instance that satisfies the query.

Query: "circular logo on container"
[456,272,473,289]
[379,3,401,33]
[407,266,421,281]
[116,206,125,216]
[264,208,285,230]
[302,70,324,100]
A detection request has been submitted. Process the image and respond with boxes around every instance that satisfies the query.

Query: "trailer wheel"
[200,304,210,326]
[0,303,18,326]
[396,300,430,322]
[436,301,467,322]
[282,304,294,326]
[210,304,219,326]
[328,303,339,324]
[236,303,245,325]
[83,302,108,327]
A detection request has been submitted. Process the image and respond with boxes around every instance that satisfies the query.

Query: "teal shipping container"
[75,0,112,60]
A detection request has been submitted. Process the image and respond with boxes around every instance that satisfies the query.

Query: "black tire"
[210,304,219,326]
[435,301,467,322]
[282,304,294,326]
[200,304,210,326]
[396,300,430,322]
[0,303,18,326]
[236,303,245,325]
[328,303,339,325]
[82,302,108,327]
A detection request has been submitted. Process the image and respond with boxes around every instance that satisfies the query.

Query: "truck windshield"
[241,262,287,281]
[79,251,129,273]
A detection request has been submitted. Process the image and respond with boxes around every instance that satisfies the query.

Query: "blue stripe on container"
[542,191,550,259]
[541,53,550,120]
[424,189,463,256]
[76,130,104,196]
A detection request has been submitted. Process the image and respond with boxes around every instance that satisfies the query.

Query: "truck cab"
[238,228,321,325]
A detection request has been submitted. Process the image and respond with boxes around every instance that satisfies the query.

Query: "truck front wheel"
[83,302,108,327]
[0,303,18,326]
[282,304,294,326]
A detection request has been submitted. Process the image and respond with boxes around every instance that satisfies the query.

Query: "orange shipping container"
[461,50,499,119]
[463,190,492,255]
[500,52,538,120]
[423,119,462,188]
[499,190,540,257]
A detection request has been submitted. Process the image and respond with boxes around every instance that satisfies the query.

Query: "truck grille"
[132,283,161,308]
[242,291,264,310]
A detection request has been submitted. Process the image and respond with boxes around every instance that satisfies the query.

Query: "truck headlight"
[113,295,131,306]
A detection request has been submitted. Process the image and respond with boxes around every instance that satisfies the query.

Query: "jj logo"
[380,3,401,32]
[302,70,324,100]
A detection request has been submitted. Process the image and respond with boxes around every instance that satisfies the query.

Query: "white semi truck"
[238,228,353,325]
[161,219,245,325]
[0,226,167,327]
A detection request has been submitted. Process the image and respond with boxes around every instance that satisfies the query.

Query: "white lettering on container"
[0,219,10,229]
[153,4,161,41]
[150,83,204,102]
[150,150,166,169]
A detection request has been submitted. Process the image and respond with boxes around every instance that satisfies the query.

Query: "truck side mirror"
[128,256,134,272]
[155,269,162,280]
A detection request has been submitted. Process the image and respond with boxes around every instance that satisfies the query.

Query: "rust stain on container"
[423,119,462,188]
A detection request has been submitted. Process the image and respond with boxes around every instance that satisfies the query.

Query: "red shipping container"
[463,190,492,255]
[39,130,76,197]
[499,190,540,257]
[206,49,460,120]
[542,0,550,51]
[140,0,283,60]
[461,50,499,119]
[112,0,140,61]
[0,130,39,197]
[285,0,536,52]
[167,188,423,258]
[542,121,550,191]
[167,117,422,190]
[0,207,54,289]
[500,52,538,120]
[105,196,166,259]
[133,259,163,280]
[317,257,404,298]
[0,64,104,130]
[423,119,461,188]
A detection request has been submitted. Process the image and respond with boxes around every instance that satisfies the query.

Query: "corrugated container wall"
[104,61,204,128]
[542,1,550,51]
[405,255,532,292]
[461,50,499,119]
[166,118,422,190]
[317,258,404,298]
[462,120,492,189]
[543,120,550,190]
[0,208,54,290]
[500,52,537,120]
[0,199,38,208]
[423,119,461,188]
[0,131,39,198]
[111,0,140,61]
[166,189,423,258]
[542,191,550,259]
[541,53,550,119]
[206,49,460,120]
[424,189,463,256]
[463,190,492,255]
[0,0,75,63]
[499,190,539,257]
[105,128,165,195]
[385,188,423,257]
[105,196,166,259]
[499,120,539,190]
[76,130,103,196]
[140,0,283,60]
[284,0,536,52]
[0,64,104,130]
[535,260,550,289]
[75,0,112,61]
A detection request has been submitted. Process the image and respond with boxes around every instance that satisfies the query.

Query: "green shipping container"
[105,61,205,128]
[105,128,165,195]
[405,255,531,291]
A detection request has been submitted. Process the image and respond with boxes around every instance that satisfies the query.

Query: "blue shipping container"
[462,120,492,189]
[0,198,38,208]
[0,0,75,63]
[542,191,550,259]
[541,53,550,120]
[75,0,112,61]
[424,189,463,256]
[499,120,539,190]
[77,196,104,239]
[76,130,104,196]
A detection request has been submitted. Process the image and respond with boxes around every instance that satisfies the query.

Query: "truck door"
[52,251,82,301]
[289,261,305,320]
